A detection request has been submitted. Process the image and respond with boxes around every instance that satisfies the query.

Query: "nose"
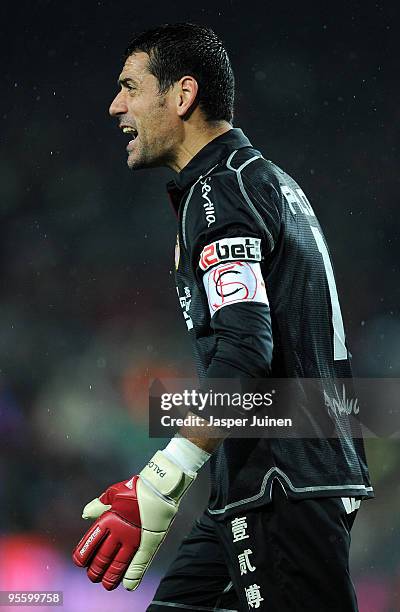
[109,90,128,117]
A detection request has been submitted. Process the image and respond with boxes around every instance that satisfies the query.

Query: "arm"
[72,165,280,591]
[177,167,278,448]
[178,300,274,453]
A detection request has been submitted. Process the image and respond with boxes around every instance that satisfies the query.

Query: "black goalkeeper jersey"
[167,128,373,519]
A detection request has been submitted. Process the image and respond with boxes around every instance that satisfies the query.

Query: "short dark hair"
[124,23,235,123]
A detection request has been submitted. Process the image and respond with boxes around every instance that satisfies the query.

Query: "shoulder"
[183,149,280,240]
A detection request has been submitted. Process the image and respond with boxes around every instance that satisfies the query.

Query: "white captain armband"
[202,260,269,317]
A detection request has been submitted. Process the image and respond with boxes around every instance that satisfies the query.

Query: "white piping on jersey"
[182,152,276,251]
[150,601,238,612]
[226,150,275,252]
[223,581,234,593]
[227,152,262,173]
[182,164,219,249]
[207,466,373,515]
[214,581,234,611]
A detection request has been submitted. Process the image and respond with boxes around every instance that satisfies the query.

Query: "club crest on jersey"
[199,237,262,272]
[200,177,216,227]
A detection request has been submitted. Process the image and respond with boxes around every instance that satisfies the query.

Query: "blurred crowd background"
[1,1,399,610]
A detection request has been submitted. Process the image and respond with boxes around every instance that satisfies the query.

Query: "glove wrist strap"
[139,450,195,502]
[162,435,211,477]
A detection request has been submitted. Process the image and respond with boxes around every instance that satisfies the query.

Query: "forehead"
[118,51,151,83]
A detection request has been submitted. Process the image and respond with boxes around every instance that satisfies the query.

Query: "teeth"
[122,127,137,135]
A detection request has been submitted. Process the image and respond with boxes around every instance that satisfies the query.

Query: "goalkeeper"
[73,23,373,612]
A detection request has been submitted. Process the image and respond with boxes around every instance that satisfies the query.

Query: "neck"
[168,121,232,173]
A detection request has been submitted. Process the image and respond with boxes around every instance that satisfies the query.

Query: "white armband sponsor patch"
[199,237,262,272]
[203,261,269,317]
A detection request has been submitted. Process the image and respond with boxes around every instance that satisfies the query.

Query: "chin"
[128,152,168,171]
[127,154,143,170]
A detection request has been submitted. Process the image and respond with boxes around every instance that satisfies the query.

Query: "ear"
[176,76,199,118]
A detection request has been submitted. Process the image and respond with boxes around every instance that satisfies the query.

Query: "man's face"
[109,52,180,169]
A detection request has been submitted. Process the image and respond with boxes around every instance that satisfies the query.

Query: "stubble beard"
[127,132,176,171]
[127,97,176,171]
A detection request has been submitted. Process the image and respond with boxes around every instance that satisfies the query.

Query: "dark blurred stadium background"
[1,1,399,610]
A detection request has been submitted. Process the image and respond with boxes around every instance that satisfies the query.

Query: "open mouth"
[121,126,138,151]
[122,126,138,140]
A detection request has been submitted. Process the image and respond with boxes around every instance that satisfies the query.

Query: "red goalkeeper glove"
[72,450,195,591]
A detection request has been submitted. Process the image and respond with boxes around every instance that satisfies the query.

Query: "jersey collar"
[166,128,252,212]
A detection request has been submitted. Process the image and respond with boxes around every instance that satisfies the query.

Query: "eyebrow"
[117,77,138,88]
